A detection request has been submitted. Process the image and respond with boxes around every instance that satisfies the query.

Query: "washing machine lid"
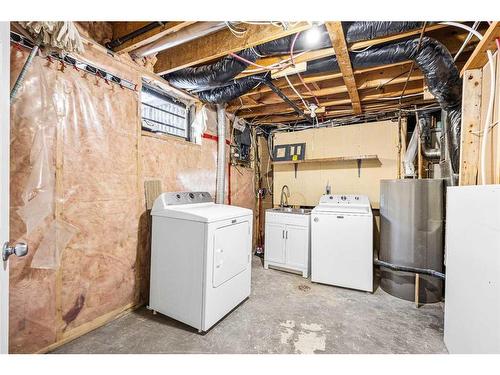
[312,194,372,214]
[151,192,252,222]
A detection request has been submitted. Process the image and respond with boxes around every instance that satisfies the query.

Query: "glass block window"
[141,82,189,139]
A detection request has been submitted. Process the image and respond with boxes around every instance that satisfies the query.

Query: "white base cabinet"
[264,211,310,278]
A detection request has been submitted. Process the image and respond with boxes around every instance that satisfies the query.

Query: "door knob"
[2,241,28,261]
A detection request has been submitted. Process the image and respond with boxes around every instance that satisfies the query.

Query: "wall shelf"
[271,154,379,165]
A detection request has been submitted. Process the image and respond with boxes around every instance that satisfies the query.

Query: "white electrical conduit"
[439,22,497,184]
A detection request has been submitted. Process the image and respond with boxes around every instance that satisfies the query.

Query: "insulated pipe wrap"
[216,104,226,204]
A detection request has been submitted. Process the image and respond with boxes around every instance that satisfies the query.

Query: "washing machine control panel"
[319,194,367,205]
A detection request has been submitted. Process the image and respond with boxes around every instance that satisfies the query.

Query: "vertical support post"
[459,69,483,185]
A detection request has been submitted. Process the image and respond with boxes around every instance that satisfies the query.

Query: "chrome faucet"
[280,185,290,208]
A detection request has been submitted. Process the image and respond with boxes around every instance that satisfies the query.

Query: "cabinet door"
[265,223,286,264]
[285,225,308,269]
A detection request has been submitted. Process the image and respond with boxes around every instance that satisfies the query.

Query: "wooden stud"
[154,22,312,75]
[459,69,483,185]
[55,111,64,341]
[325,22,362,114]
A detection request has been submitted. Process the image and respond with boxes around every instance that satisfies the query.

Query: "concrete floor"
[53,256,447,354]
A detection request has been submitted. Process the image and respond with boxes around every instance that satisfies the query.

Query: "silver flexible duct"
[216,104,226,204]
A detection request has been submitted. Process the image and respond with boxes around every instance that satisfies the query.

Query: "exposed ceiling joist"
[236,69,424,113]
[111,22,196,54]
[236,60,413,100]
[461,21,500,75]
[154,22,312,75]
[325,22,362,114]
[238,80,424,119]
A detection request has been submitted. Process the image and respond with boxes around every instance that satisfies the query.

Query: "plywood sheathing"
[9,43,254,353]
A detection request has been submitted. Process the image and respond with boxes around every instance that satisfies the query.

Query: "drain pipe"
[106,22,166,50]
[216,104,226,204]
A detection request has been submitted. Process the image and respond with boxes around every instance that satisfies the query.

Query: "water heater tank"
[379,179,444,303]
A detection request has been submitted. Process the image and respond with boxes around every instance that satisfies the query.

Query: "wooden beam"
[325,22,362,114]
[459,69,483,185]
[461,22,500,75]
[154,22,312,75]
[112,22,196,54]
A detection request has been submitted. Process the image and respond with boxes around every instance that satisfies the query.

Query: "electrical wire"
[453,21,480,61]
[284,74,309,109]
[225,21,247,38]
[439,22,484,41]
[290,32,321,107]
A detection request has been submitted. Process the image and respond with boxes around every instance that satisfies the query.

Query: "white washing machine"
[311,194,373,292]
[149,191,253,332]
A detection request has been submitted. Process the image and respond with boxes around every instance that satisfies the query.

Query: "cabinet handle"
[282,230,285,239]
[285,231,288,239]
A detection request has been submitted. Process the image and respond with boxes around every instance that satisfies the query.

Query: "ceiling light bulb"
[305,26,321,46]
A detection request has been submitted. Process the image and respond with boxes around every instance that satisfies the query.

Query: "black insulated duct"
[164,22,429,91]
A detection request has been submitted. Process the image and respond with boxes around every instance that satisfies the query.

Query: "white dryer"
[149,192,253,332]
[311,194,373,292]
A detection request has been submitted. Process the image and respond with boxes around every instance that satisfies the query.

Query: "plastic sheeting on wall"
[190,105,218,144]
[9,45,141,352]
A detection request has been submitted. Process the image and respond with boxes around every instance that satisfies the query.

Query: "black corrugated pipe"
[106,22,166,50]
[374,258,445,280]
[164,22,428,91]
